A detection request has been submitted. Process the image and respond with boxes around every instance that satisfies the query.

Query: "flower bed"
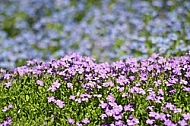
[0,53,190,125]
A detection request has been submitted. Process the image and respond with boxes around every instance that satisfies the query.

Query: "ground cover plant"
[0,52,190,126]
[0,0,190,69]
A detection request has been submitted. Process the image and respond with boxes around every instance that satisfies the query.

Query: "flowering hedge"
[0,52,190,126]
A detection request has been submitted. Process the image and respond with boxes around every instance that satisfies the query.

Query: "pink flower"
[5,82,12,88]
[146,119,155,124]
[124,104,134,112]
[82,118,90,124]
[178,119,188,126]
[106,95,115,103]
[2,106,8,112]
[183,87,190,92]
[53,80,61,89]
[8,104,14,109]
[47,86,57,92]
[2,104,14,112]
[76,122,83,126]
[67,83,73,88]
[47,96,56,103]
[55,100,65,108]
[127,118,139,126]
[99,101,108,109]
[36,80,44,86]
[174,108,182,113]
[67,118,75,124]
[69,95,76,100]
[100,114,107,120]
[182,113,190,120]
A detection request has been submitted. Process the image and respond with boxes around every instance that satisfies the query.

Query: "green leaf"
[26,95,29,101]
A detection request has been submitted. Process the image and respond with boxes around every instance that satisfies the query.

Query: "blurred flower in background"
[0,0,189,69]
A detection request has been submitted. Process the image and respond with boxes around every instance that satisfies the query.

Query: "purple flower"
[139,73,148,81]
[159,113,166,121]
[105,107,114,116]
[55,100,65,108]
[67,83,73,88]
[185,71,190,77]
[93,94,102,98]
[3,74,11,80]
[180,79,188,85]
[2,106,8,112]
[8,104,14,109]
[164,119,174,126]
[158,89,164,96]
[146,118,155,124]
[76,122,83,126]
[174,108,182,113]
[69,95,76,100]
[7,117,12,124]
[117,86,124,92]
[122,93,131,98]
[116,75,130,85]
[130,86,146,95]
[80,93,92,101]
[1,117,12,126]
[146,93,156,101]
[154,112,161,120]
[165,102,175,110]
[75,98,82,103]
[115,120,124,125]
[51,114,54,118]
[146,106,154,112]
[154,80,162,86]
[106,95,115,103]
[26,60,35,66]
[183,87,190,92]
[53,80,61,89]
[100,114,107,120]
[2,103,13,112]
[158,57,166,64]
[113,113,123,120]
[124,104,134,112]
[103,82,114,87]
[149,112,160,119]
[101,123,110,126]
[182,113,190,120]
[67,118,75,124]
[81,118,90,124]
[36,80,44,86]
[47,96,56,103]
[113,105,123,114]
[178,119,188,126]
[5,82,12,88]
[129,76,135,81]
[47,80,61,92]
[127,118,139,126]
[166,114,172,118]
[168,88,176,94]
[165,81,173,86]
[47,86,57,92]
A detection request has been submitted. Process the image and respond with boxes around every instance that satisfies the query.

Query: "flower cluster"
[2,104,14,112]
[47,80,61,92]
[0,117,12,126]
[0,53,190,125]
[67,117,90,125]
[47,96,65,108]
[36,80,44,86]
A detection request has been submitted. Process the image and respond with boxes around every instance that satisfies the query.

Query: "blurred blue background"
[0,0,190,69]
